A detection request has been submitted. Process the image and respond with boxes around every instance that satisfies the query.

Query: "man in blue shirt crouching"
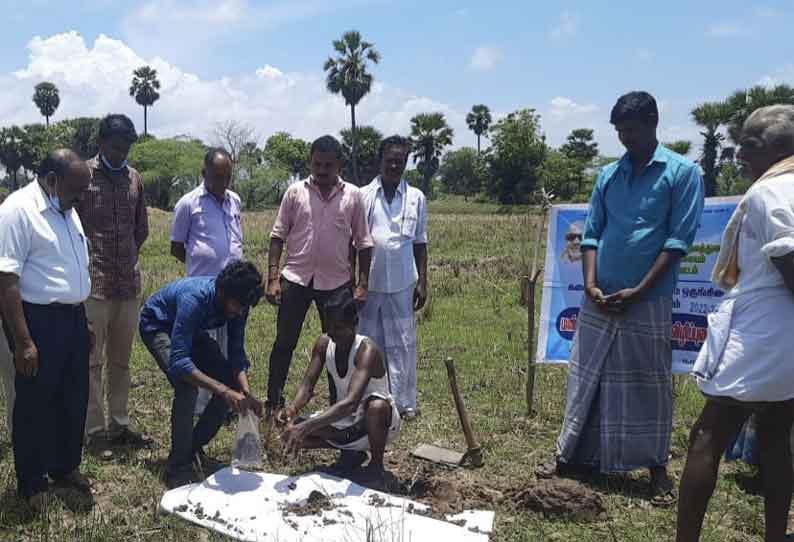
[139,260,265,488]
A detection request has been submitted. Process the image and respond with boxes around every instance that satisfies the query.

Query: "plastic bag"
[231,411,263,469]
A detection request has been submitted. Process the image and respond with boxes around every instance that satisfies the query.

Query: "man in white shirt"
[676,105,794,542]
[0,150,93,512]
[359,136,428,419]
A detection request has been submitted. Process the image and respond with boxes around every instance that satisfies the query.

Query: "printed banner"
[536,197,740,374]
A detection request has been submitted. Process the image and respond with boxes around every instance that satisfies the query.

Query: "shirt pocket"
[637,181,671,224]
[401,201,419,238]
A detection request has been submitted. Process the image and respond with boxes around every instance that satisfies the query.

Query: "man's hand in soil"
[284,421,310,454]
[242,395,264,418]
[276,404,297,426]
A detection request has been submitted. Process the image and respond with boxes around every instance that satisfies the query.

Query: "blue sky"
[0,0,792,156]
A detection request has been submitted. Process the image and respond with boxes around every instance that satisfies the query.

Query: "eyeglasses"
[566,233,582,241]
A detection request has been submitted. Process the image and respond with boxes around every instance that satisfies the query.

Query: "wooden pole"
[526,198,549,417]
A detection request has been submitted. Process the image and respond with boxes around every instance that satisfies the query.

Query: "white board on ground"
[159,467,492,542]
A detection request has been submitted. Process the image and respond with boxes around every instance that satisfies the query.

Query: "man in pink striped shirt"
[266,135,373,413]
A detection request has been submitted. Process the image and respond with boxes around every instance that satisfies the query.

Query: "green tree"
[466,104,492,154]
[560,128,599,194]
[410,112,454,196]
[32,82,60,128]
[323,30,381,186]
[664,140,692,156]
[128,137,204,209]
[486,108,547,204]
[724,84,794,144]
[262,132,310,179]
[129,66,161,137]
[716,160,752,196]
[58,117,100,158]
[0,126,28,190]
[541,150,582,201]
[438,147,486,199]
[692,102,730,197]
[21,123,74,174]
[340,125,382,185]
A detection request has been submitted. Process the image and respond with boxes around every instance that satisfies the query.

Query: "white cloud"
[0,31,470,150]
[758,65,794,87]
[707,21,746,37]
[549,97,597,118]
[550,11,578,41]
[469,46,504,71]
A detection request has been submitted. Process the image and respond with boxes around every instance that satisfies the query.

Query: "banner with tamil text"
[536,197,740,374]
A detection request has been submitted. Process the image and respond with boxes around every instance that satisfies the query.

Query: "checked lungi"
[358,286,417,412]
[557,296,673,473]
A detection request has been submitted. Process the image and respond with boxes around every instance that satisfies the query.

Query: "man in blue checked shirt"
[540,91,705,507]
[139,260,265,488]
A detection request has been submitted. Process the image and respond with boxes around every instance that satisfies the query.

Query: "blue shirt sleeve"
[226,310,250,373]
[582,169,608,250]
[168,293,205,379]
[664,164,705,254]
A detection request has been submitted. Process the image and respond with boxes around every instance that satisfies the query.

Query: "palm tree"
[691,102,730,197]
[723,84,794,144]
[323,30,381,185]
[466,104,492,154]
[32,82,60,128]
[129,66,161,137]
[410,112,454,196]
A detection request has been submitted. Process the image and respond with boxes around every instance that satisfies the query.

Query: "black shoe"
[110,427,153,449]
[52,470,91,493]
[193,449,227,475]
[165,466,202,489]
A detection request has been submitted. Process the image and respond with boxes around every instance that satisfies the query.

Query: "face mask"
[47,179,62,211]
[101,154,128,172]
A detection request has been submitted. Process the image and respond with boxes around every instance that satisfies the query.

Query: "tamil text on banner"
[536,197,740,374]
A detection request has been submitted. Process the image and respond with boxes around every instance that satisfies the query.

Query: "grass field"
[0,199,778,541]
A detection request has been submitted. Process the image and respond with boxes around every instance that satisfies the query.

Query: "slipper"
[649,478,678,507]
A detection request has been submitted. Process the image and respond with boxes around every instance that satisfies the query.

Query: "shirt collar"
[199,182,230,203]
[306,176,344,199]
[374,176,405,196]
[33,181,50,213]
[619,144,667,173]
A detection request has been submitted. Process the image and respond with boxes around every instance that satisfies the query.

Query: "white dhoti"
[359,286,417,412]
[195,325,229,416]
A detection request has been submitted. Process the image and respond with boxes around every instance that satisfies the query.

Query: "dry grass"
[0,199,776,541]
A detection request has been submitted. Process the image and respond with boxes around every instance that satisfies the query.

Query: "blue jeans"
[139,328,237,472]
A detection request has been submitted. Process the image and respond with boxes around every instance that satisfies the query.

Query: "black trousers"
[140,328,238,472]
[10,302,89,498]
[266,279,350,407]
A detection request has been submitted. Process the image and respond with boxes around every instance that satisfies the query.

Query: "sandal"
[649,477,678,507]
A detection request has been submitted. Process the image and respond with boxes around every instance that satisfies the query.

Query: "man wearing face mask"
[0,149,93,512]
[76,114,150,457]
[171,148,243,416]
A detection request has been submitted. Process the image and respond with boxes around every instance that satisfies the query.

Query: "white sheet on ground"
[159,467,493,541]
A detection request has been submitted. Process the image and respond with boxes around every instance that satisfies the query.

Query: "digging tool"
[411,357,484,468]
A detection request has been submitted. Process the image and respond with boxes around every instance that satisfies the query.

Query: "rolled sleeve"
[167,295,204,379]
[270,189,293,240]
[0,205,30,277]
[749,185,794,259]
[413,191,429,244]
[581,171,607,250]
[664,165,705,254]
[170,196,191,243]
[351,190,374,250]
[226,313,250,373]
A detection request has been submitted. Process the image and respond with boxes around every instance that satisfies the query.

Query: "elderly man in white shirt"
[359,136,428,419]
[676,105,794,542]
[0,149,93,512]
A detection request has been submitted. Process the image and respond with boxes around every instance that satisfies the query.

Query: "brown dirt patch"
[508,478,607,522]
[282,490,334,517]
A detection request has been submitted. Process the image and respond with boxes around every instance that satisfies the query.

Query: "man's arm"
[772,253,794,296]
[266,236,284,305]
[0,273,38,376]
[413,243,428,310]
[355,247,372,300]
[581,248,605,304]
[283,335,328,419]
[134,177,149,251]
[170,241,186,264]
[603,250,682,306]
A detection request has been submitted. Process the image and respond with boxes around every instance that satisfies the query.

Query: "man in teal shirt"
[544,91,704,506]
